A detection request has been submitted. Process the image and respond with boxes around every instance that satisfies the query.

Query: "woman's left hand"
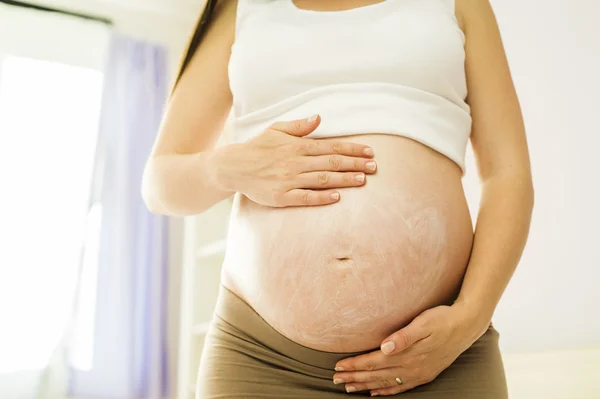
[333,303,489,396]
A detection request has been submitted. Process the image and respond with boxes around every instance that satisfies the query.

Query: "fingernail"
[307,114,318,123]
[366,161,377,171]
[330,192,340,201]
[334,366,345,371]
[381,341,395,355]
[371,393,380,397]
[363,147,374,157]
[333,378,344,385]
[355,173,365,182]
[346,386,357,393]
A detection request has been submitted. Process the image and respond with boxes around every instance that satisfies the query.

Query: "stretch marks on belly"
[274,201,449,345]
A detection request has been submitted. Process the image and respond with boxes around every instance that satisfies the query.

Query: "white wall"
[0,3,109,70]
[39,0,201,78]
[463,0,600,353]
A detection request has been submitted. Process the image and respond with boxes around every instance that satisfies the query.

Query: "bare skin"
[141,1,376,215]
[221,130,474,351]
[143,0,533,394]
[332,0,534,395]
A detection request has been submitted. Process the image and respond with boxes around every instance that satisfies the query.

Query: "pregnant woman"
[142,0,534,397]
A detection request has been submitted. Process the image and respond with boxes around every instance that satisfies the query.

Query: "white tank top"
[228,0,471,172]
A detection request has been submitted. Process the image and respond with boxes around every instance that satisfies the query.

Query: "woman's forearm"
[455,172,534,331]
[141,149,234,217]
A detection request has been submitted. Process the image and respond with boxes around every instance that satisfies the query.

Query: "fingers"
[334,369,404,385]
[335,351,388,372]
[295,171,367,190]
[381,321,431,355]
[333,368,409,394]
[269,115,374,156]
[278,189,341,207]
[297,138,374,158]
[300,155,377,174]
[345,380,398,394]
[269,114,321,137]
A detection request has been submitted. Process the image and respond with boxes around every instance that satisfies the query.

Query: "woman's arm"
[142,0,377,216]
[453,0,535,338]
[331,3,534,395]
[142,0,237,216]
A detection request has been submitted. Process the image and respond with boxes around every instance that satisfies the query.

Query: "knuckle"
[286,159,300,175]
[275,161,292,179]
[418,315,432,329]
[404,356,418,367]
[380,379,392,388]
[328,155,342,171]
[291,120,303,132]
[398,332,412,349]
[310,142,320,155]
[297,141,318,155]
[294,142,308,155]
[415,368,430,381]
[331,142,343,154]
[300,191,312,205]
[364,361,376,371]
[283,170,294,180]
[275,145,292,160]
[317,172,329,185]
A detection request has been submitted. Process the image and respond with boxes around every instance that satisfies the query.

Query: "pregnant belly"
[221,134,474,352]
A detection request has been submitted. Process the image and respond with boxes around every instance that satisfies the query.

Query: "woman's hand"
[212,115,377,207]
[333,304,489,396]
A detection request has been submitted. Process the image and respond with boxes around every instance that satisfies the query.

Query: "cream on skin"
[221,133,474,352]
[327,0,533,394]
[143,0,533,394]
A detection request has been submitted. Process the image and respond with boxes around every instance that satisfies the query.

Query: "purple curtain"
[68,32,170,399]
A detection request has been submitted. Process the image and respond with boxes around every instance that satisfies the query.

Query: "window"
[0,55,104,372]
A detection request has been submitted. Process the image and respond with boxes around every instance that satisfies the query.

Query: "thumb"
[381,320,429,355]
[269,114,321,137]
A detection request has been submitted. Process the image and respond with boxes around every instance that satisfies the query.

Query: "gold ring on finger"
[395,377,403,385]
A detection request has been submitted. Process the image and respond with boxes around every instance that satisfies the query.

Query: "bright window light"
[0,55,104,373]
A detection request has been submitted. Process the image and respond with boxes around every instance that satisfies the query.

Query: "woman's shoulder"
[215,0,239,18]
[454,0,470,34]
[455,0,497,34]
[202,0,237,40]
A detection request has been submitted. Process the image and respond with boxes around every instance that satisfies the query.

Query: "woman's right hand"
[212,115,377,207]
